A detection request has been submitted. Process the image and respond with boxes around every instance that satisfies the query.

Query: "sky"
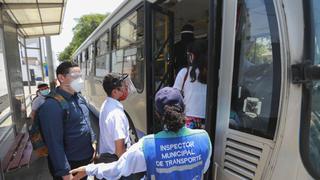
[51,0,125,57]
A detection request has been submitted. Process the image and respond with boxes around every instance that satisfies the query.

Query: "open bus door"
[145,1,174,134]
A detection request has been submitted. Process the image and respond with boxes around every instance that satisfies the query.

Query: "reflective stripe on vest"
[142,127,210,180]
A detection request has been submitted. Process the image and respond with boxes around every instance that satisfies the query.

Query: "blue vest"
[142,127,211,180]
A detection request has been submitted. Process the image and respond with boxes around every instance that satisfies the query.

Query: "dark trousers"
[48,156,92,180]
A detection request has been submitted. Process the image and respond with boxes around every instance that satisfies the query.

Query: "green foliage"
[58,13,107,61]
[245,37,272,65]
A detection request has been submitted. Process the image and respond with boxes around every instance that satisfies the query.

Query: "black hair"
[157,105,185,132]
[37,83,48,89]
[102,73,125,96]
[188,40,208,84]
[56,61,79,77]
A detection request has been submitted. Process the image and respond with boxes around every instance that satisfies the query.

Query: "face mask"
[118,88,128,101]
[70,78,84,92]
[40,89,50,96]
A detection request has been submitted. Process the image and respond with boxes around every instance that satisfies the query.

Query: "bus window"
[95,32,110,77]
[301,0,320,178]
[81,50,87,74]
[111,7,144,92]
[87,44,94,75]
[153,10,171,90]
[229,0,281,139]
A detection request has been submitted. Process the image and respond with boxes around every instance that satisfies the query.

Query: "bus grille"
[223,137,263,180]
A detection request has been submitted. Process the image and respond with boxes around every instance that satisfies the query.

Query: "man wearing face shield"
[38,62,97,180]
[95,73,136,169]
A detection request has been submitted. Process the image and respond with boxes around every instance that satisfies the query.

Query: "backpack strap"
[182,67,189,90]
[181,67,189,96]
[46,91,70,122]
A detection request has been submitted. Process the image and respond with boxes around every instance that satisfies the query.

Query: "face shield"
[120,74,137,96]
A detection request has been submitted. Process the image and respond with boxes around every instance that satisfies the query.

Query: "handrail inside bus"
[0,110,13,126]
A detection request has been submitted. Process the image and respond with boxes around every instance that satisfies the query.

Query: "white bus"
[73,0,320,179]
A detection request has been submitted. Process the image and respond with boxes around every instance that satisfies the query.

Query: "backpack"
[28,91,70,157]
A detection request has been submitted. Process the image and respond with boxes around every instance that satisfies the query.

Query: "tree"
[58,13,107,61]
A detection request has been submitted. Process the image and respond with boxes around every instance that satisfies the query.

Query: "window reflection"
[153,11,170,90]
[230,0,280,139]
[111,8,144,92]
[95,32,110,77]
[309,0,320,172]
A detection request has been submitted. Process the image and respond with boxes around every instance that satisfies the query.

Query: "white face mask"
[70,77,84,92]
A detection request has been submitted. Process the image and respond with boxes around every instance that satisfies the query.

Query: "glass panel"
[229,0,281,139]
[81,50,87,75]
[97,32,109,56]
[11,9,40,24]
[23,27,43,36]
[40,8,62,22]
[111,50,124,73]
[0,28,10,118]
[308,0,320,175]
[153,10,170,91]
[26,38,40,48]
[111,7,144,92]
[38,0,63,3]
[96,55,110,77]
[43,25,60,34]
[89,44,93,60]
[5,0,36,3]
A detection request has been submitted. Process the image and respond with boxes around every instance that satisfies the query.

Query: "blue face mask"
[40,89,50,96]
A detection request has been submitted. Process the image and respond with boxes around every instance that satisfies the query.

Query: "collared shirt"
[39,88,96,177]
[86,127,212,180]
[99,97,131,154]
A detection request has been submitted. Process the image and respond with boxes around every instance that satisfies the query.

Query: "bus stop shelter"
[0,1,67,179]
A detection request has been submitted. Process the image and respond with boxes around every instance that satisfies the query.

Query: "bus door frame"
[212,0,238,179]
[144,1,174,134]
[205,0,223,179]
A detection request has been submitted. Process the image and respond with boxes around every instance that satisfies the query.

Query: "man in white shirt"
[97,73,131,163]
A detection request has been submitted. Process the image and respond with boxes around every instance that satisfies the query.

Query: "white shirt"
[86,129,212,180]
[99,97,131,154]
[173,67,207,118]
[31,95,46,111]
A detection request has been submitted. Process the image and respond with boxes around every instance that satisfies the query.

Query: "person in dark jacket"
[39,61,97,180]
[173,24,195,75]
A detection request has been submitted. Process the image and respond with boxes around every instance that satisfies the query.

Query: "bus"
[72,0,320,179]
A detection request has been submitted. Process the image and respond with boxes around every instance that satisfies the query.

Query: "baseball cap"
[180,24,194,34]
[155,87,184,115]
[37,82,48,89]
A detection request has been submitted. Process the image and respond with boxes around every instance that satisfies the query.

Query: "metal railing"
[0,111,12,126]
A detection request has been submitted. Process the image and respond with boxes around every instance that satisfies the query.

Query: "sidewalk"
[3,111,99,180]
[4,155,51,180]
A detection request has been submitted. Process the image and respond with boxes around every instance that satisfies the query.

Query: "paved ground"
[2,112,99,180]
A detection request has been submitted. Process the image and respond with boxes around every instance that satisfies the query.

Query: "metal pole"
[23,38,31,95]
[0,17,15,135]
[45,36,55,90]
[38,37,45,82]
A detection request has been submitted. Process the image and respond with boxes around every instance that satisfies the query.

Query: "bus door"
[145,2,174,133]
[212,0,281,179]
